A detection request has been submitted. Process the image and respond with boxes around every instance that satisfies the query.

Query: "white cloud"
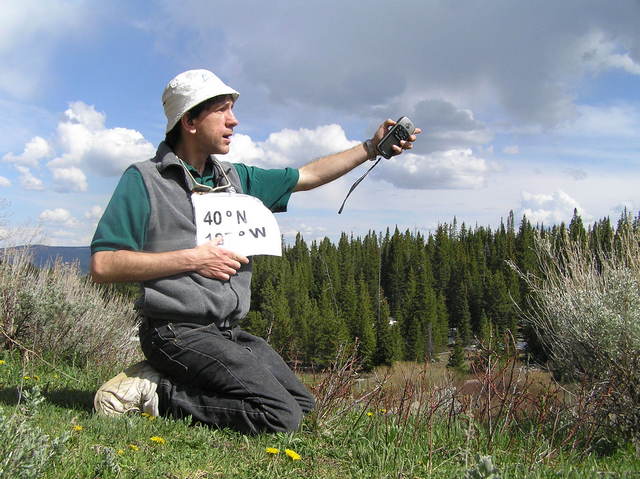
[38,208,77,227]
[558,104,640,138]
[281,223,327,242]
[4,101,155,193]
[85,205,103,221]
[2,136,51,167]
[0,176,10,187]
[48,102,155,176]
[404,99,493,154]
[503,145,519,155]
[62,101,106,131]
[520,190,586,225]
[581,31,640,76]
[15,166,44,191]
[51,167,88,193]
[86,127,156,176]
[226,124,360,168]
[612,201,635,217]
[384,149,491,190]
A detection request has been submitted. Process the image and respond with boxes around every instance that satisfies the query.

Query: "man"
[92,69,420,434]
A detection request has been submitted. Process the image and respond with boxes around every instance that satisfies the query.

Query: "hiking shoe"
[94,360,161,417]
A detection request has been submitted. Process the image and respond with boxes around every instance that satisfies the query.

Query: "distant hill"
[1,245,91,274]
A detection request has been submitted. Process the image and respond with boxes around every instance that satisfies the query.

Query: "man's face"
[190,95,239,156]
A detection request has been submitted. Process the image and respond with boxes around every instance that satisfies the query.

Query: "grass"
[1,352,638,479]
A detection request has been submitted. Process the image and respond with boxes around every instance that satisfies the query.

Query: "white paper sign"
[192,192,282,256]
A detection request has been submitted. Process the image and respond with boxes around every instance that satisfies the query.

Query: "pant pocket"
[142,324,192,378]
[169,322,221,346]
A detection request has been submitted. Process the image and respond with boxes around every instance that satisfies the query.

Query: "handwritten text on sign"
[192,192,282,256]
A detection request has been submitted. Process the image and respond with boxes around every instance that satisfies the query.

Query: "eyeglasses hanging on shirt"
[178,157,236,193]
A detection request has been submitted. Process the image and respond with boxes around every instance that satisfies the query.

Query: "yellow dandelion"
[380,408,387,414]
[150,436,166,444]
[0,360,6,365]
[72,425,83,431]
[128,444,139,451]
[265,447,280,454]
[23,376,31,380]
[116,449,125,455]
[285,449,301,461]
[32,375,40,381]
[367,411,374,417]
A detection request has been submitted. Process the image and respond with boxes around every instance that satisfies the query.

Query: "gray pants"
[139,320,315,434]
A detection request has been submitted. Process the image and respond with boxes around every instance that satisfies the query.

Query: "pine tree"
[400,267,420,361]
[259,279,293,358]
[382,227,408,314]
[448,332,465,369]
[432,224,452,293]
[355,279,376,370]
[434,291,449,353]
[569,208,587,248]
[243,310,268,338]
[374,294,396,366]
[339,272,359,338]
[484,269,514,336]
[310,285,350,368]
[450,275,473,346]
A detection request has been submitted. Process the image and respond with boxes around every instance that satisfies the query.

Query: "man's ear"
[180,114,196,134]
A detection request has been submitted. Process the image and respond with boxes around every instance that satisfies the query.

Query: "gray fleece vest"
[134,142,252,328]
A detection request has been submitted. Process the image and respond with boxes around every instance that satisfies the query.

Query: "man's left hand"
[370,119,422,157]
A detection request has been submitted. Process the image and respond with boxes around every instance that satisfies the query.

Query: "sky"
[1,0,639,247]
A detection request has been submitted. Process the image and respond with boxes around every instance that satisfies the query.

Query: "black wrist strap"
[337,157,382,214]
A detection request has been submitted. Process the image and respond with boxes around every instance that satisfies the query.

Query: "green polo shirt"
[91,161,299,254]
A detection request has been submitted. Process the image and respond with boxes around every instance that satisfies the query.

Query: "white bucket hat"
[162,69,239,133]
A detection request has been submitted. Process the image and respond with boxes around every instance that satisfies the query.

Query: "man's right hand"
[192,237,249,280]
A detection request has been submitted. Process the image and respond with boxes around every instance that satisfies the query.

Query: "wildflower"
[285,449,301,461]
[150,436,166,444]
[380,408,387,414]
[265,447,280,455]
[23,376,31,380]
[141,412,151,417]
[0,360,5,365]
[32,375,40,381]
[72,425,83,431]
[367,411,374,417]
[116,449,125,455]
[128,444,139,451]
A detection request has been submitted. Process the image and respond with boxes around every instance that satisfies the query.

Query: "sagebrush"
[512,228,640,448]
[0,247,139,365]
[0,387,69,479]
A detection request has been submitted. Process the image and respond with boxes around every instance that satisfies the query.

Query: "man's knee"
[299,392,316,415]
[263,402,303,433]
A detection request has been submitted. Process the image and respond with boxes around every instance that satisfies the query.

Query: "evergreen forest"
[242,208,631,369]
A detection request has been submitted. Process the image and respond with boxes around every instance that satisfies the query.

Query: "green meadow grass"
[0,354,638,479]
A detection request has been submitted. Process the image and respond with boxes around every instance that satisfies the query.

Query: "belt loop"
[221,328,235,342]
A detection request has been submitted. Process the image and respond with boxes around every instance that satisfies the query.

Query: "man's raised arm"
[294,119,421,192]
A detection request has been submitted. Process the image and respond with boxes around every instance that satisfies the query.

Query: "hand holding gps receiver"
[338,116,417,214]
[376,116,416,159]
